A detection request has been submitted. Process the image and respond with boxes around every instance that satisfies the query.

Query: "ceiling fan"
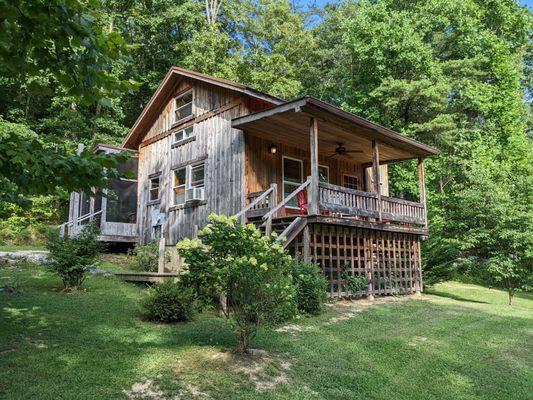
[327,142,363,159]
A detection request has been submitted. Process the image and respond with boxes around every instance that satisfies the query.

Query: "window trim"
[343,173,360,190]
[173,89,194,125]
[148,175,161,203]
[172,125,195,147]
[282,156,304,209]
[172,161,206,206]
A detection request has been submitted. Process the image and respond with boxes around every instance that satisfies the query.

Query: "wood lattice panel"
[290,224,422,298]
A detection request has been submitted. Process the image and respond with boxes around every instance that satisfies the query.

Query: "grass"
[0,244,46,252]
[1,263,532,400]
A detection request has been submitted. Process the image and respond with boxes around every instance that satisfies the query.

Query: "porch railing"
[318,182,426,226]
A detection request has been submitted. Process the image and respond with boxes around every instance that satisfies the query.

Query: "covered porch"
[232,97,438,235]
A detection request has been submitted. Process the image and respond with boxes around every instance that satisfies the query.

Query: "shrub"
[177,214,298,353]
[127,240,160,272]
[142,281,196,323]
[46,223,103,289]
[288,260,327,315]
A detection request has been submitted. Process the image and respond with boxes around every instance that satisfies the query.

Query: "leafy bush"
[177,214,297,353]
[142,281,196,323]
[46,223,103,289]
[288,260,327,315]
[127,240,160,272]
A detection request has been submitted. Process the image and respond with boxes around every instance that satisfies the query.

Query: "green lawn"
[1,263,532,400]
[0,245,46,252]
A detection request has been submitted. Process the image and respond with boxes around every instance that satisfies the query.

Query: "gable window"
[174,90,193,123]
[318,165,329,183]
[149,176,160,202]
[173,163,205,205]
[174,125,194,144]
[343,174,359,190]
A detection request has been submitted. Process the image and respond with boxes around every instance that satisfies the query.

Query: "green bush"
[127,240,160,272]
[142,281,197,323]
[288,260,327,315]
[46,223,103,289]
[177,214,298,353]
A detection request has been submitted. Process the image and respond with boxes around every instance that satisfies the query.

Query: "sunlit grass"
[1,263,531,399]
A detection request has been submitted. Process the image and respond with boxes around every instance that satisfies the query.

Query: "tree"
[177,214,297,353]
[304,0,532,283]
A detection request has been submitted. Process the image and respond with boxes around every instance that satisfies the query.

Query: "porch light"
[268,144,278,154]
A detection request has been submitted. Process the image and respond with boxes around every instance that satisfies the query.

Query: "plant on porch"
[177,214,300,353]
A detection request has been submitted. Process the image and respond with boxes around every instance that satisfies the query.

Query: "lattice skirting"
[289,224,423,298]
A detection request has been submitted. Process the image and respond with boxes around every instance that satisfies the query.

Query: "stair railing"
[262,177,311,236]
[233,183,277,225]
[58,209,104,237]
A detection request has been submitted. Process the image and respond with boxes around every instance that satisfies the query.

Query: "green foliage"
[177,214,297,352]
[0,119,131,205]
[0,0,134,104]
[126,240,164,272]
[46,223,103,289]
[340,263,367,297]
[142,280,197,323]
[287,259,327,315]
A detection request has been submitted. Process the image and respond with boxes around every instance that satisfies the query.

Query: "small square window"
[174,90,193,123]
[174,126,194,143]
[343,174,359,190]
[149,176,160,201]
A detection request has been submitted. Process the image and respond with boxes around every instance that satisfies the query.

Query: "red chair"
[296,189,330,216]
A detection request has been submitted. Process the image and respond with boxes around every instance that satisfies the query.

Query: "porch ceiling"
[232,97,439,164]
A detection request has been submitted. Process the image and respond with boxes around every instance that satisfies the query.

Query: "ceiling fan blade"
[327,153,339,158]
[345,149,363,153]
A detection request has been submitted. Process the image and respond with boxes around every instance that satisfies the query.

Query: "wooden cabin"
[66,67,438,297]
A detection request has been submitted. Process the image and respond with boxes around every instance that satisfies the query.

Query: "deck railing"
[318,182,426,226]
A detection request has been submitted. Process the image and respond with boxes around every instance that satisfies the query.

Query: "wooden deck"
[115,271,178,283]
[245,182,427,234]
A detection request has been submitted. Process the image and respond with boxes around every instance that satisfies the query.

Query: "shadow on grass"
[424,288,489,304]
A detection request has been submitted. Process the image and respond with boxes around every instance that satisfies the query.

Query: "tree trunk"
[507,278,514,305]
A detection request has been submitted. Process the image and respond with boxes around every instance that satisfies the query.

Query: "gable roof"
[122,67,284,149]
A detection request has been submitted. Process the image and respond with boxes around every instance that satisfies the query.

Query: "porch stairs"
[234,181,309,248]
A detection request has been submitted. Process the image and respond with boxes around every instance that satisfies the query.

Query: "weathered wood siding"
[137,80,269,245]
[245,134,389,201]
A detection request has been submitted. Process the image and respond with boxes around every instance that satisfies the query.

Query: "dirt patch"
[231,349,292,391]
[274,324,315,334]
[123,379,211,400]
[122,379,165,399]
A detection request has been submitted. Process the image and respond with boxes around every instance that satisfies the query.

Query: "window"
[149,176,160,202]
[106,179,137,223]
[318,165,329,183]
[173,168,187,205]
[174,125,194,143]
[173,163,205,205]
[174,90,193,123]
[282,157,303,208]
[343,174,359,190]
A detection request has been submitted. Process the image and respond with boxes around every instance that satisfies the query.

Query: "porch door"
[282,156,303,208]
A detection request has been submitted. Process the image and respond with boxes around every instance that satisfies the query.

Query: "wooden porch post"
[372,140,382,222]
[418,157,427,229]
[309,117,319,215]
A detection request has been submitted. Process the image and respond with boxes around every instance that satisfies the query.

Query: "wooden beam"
[418,158,427,228]
[372,140,382,222]
[309,117,319,215]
